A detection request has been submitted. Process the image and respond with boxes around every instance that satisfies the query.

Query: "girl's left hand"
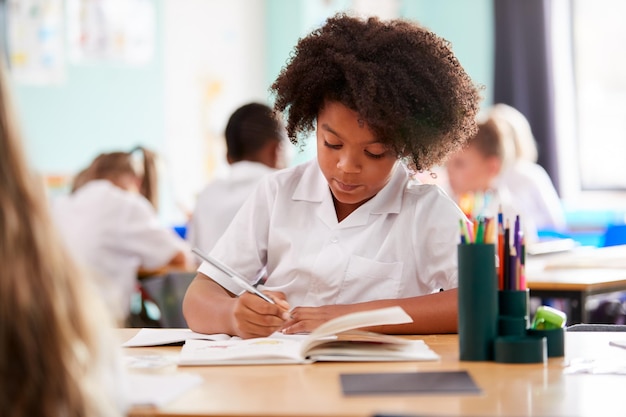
[281,304,351,334]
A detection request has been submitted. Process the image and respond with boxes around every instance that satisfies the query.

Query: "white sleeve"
[196,261,246,296]
[207,176,274,288]
[121,197,189,270]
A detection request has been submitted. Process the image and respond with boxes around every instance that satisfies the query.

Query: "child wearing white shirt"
[53,148,192,323]
[183,13,482,338]
[491,103,566,232]
[186,102,287,254]
[445,106,565,243]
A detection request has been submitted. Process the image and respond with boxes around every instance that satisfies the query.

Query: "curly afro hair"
[270,13,482,172]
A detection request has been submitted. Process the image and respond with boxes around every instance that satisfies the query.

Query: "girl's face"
[446,145,498,196]
[316,100,397,221]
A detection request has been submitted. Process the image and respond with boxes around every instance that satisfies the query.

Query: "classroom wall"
[12,0,165,176]
[400,0,493,101]
[11,0,494,226]
[161,0,267,223]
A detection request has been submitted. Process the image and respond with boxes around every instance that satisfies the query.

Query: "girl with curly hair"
[183,13,481,338]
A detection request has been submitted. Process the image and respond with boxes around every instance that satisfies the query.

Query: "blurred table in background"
[526,244,626,325]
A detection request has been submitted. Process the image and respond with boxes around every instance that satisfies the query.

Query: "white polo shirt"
[52,180,190,321]
[199,159,464,308]
[500,160,566,232]
[186,161,276,253]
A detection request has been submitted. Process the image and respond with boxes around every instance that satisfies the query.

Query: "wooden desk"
[526,246,626,324]
[527,267,626,324]
[121,329,626,417]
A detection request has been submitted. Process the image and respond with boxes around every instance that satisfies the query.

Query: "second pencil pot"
[458,243,498,361]
[497,289,530,336]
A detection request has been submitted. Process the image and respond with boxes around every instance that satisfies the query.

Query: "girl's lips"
[334,179,360,192]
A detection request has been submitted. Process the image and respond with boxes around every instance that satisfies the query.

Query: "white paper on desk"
[564,358,626,375]
[122,328,234,347]
[544,244,626,269]
[609,339,626,350]
[127,373,203,407]
[526,238,578,256]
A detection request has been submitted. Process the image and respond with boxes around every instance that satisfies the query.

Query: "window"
[556,0,626,195]
[573,0,626,191]
[553,0,626,213]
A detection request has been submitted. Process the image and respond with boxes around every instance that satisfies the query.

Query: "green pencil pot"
[498,289,530,318]
[527,327,565,357]
[497,289,530,336]
[458,244,498,361]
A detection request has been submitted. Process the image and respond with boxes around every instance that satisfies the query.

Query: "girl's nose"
[337,152,361,173]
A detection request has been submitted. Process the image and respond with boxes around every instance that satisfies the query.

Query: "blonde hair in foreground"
[0,63,124,416]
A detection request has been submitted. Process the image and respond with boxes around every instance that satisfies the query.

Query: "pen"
[191,247,276,305]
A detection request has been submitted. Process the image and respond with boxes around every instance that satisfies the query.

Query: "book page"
[307,339,440,362]
[301,330,410,354]
[122,328,234,347]
[179,336,308,365]
[306,306,412,340]
[300,306,412,355]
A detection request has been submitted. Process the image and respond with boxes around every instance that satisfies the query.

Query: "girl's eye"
[365,151,386,159]
[324,140,341,149]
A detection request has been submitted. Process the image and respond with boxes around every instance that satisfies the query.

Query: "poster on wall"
[66,0,155,66]
[7,0,65,84]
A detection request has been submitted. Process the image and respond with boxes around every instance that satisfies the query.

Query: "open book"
[177,306,440,365]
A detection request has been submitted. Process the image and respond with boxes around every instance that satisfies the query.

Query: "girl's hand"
[280,305,350,334]
[231,291,290,339]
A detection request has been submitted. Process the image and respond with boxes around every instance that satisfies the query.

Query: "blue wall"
[401,0,493,104]
[13,0,165,174]
[265,0,493,105]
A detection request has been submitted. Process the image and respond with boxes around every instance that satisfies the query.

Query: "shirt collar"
[228,161,275,182]
[291,159,408,217]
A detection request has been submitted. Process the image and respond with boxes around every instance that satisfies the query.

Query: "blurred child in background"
[186,102,287,254]
[445,115,516,218]
[445,105,565,243]
[491,103,566,233]
[52,146,192,324]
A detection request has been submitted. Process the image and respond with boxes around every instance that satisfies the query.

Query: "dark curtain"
[493,0,561,195]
